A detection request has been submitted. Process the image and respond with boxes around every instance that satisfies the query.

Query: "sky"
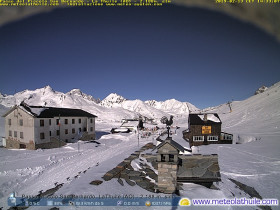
[0,5,280,109]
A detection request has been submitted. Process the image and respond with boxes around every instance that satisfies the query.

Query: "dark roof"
[189,113,221,125]
[156,138,185,153]
[21,103,97,118]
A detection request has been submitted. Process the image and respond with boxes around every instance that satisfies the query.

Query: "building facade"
[183,113,232,147]
[2,103,97,150]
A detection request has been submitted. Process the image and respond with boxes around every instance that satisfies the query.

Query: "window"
[65,119,68,124]
[19,144,26,149]
[40,133,45,139]
[72,119,75,124]
[193,136,204,141]
[8,119,11,125]
[56,130,60,136]
[9,130,12,137]
[14,131,17,138]
[90,118,93,123]
[65,129,68,134]
[90,127,93,132]
[161,154,166,162]
[20,132,24,139]
[49,131,52,136]
[79,128,82,133]
[49,119,51,125]
[222,133,233,140]
[169,154,174,162]
[72,128,75,134]
[56,119,59,125]
[207,136,218,141]
[83,127,86,132]
[19,119,23,126]
[40,120,44,127]
[79,118,81,124]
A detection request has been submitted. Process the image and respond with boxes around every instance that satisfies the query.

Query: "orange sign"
[202,126,211,134]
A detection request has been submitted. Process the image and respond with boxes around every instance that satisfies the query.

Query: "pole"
[137,128,139,147]
[167,126,170,138]
[59,114,61,148]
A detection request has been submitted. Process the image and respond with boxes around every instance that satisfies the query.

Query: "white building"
[2,102,97,150]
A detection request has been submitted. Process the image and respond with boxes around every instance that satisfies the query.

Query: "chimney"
[203,114,207,122]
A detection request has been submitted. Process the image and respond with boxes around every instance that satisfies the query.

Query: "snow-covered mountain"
[100,94,200,119]
[0,92,6,98]
[100,93,126,107]
[0,86,138,122]
[0,86,100,107]
[67,88,100,104]
[145,99,199,115]
[0,86,199,123]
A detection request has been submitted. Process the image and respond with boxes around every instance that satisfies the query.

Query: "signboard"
[202,126,211,134]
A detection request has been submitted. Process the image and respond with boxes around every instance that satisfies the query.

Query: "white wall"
[5,107,35,144]
[5,106,96,145]
[34,116,96,143]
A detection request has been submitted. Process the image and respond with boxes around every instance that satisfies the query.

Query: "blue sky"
[0,5,280,109]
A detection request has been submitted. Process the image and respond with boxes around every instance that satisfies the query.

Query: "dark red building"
[183,113,233,147]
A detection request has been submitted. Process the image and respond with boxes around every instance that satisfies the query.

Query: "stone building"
[156,137,184,193]
[155,137,221,194]
[2,102,97,150]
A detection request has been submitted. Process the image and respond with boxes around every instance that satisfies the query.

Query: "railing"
[220,132,233,140]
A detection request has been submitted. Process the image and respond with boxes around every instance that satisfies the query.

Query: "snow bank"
[236,135,261,144]
[198,114,220,123]
[30,107,47,116]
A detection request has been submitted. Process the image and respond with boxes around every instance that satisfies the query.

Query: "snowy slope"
[203,82,280,137]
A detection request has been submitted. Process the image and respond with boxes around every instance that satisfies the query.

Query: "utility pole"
[59,114,61,148]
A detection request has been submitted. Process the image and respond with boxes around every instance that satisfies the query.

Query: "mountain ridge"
[0,86,199,122]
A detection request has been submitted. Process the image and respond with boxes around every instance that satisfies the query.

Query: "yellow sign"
[202,126,211,134]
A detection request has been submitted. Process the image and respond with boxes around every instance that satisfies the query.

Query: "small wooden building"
[183,113,233,147]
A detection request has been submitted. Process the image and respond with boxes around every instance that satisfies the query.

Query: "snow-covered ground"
[0,82,280,209]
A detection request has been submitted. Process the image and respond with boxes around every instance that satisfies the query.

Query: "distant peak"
[254,85,268,95]
[100,93,126,107]
[68,89,82,95]
[66,89,98,103]
[44,85,53,90]
[107,93,123,97]
[105,93,126,100]
[41,85,54,92]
